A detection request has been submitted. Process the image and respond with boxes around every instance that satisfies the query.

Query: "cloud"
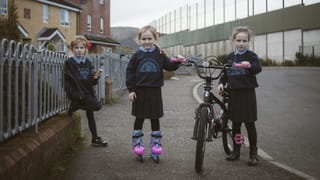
[111,0,191,28]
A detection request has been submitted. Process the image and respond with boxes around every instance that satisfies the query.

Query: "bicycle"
[184,56,234,173]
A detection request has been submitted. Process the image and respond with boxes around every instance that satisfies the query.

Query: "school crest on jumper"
[138,58,160,72]
[78,67,90,80]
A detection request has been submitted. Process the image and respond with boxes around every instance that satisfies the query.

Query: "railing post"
[0,39,6,141]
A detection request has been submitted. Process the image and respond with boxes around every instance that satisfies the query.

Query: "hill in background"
[111,27,139,52]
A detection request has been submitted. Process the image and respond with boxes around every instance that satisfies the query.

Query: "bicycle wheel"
[222,115,233,155]
[195,107,208,173]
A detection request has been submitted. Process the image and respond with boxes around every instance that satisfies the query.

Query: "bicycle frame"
[183,58,233,173]
[192,77,229,141]
[189,60,229,141]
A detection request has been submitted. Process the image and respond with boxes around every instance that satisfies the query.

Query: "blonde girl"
[217,26,262,166]
[126,26,184,162]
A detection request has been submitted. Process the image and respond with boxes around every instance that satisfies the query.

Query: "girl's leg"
[245,122,258,166]
[150,119,162,162]
[132,118,145,159]
[226,121,242,161]
[245,122,257,148]
[134,118,145,130]
[86,111,107,146]
[86,110,98,139]
[150,118,160,131]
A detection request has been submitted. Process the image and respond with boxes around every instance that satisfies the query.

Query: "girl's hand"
[171,55,187,62]
[93,75,99,79]
[93,68,103,79]
[128,92,136,102]
[217,84,224,93]
[241,61,251,68]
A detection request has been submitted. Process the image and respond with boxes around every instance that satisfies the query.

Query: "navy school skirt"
[228,88,257,123]
[132,87,163,119]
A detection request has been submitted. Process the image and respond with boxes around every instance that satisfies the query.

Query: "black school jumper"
[219,50,262,123]
[126,47,180,119]
[64,57,101,139]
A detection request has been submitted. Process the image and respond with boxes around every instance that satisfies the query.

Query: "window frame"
[87,15,92,32]
[43,4,49,23]
[60,9,70,27]
[100,17,104,34]
[0,0,8,15]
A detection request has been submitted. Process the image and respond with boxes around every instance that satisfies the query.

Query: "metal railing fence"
[0,39,128,142]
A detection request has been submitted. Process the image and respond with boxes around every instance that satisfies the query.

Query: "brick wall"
[0,113,81,180]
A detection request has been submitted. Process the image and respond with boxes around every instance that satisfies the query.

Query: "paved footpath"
[62,75,303,180]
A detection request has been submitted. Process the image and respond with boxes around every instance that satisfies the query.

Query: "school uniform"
[219,49,262,123]
[64,56,103,142]
[64,56,101,112]
[220,48,262,165]
[126,46,180,119]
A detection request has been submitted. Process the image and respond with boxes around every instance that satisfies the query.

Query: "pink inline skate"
[132,130,144,162]
[150,131,163,163]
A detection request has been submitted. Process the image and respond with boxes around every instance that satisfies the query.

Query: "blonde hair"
[137,26,168,56]
[230,26,253,42]
[137,25,159,40]
[70,35,89,55]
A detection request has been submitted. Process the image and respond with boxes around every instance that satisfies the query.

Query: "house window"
[24,8,31,19]
[100,17,104,34]
[60,9,70,26]
[87,15,91,32]
[43,5,49,23]
[0,0,7,14]
[99,0,104,5]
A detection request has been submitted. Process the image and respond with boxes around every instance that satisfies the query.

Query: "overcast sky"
[110,0,193,28]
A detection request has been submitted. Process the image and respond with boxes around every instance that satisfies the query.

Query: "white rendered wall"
[254,34,267,59]
[212,42,219,56]
[303,29,320,56]
[225,40,233,54]
[267,32,283,62]
[205,42,213,57]
[284,29,301,61]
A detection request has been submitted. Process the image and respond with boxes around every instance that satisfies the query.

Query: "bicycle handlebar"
[180,59,231,80]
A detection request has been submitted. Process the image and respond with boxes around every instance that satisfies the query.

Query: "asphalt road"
[62,73,306,180]
[198,67,320,179]
[255,67,320,179]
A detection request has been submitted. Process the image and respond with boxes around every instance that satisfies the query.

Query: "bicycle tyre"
[195,107,208,173]
[222,115,233,155]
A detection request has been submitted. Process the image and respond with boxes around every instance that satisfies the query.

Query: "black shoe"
[226,143,241,161]
[248,146,259,166]
[226,151,240,161]
[91,137,108,146]
[226,145,241,161]
[248,155,259,166]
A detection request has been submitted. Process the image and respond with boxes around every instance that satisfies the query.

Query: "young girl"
[217,26,262,166]
[126,26,184,162]
[64,35,107,146]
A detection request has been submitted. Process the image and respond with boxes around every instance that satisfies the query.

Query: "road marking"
[170,77,180,80]
[192,81,317,180]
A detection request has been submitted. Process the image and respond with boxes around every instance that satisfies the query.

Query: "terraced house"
[1,0,119,53]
